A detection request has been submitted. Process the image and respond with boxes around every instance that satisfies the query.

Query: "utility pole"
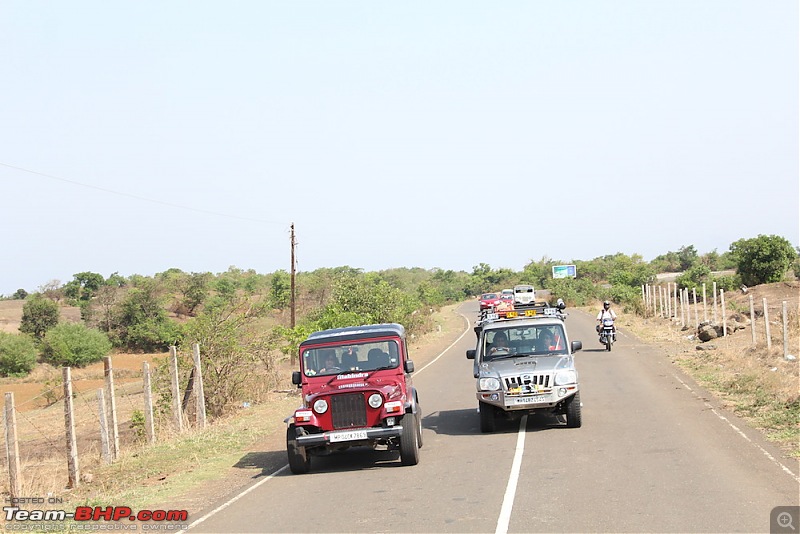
[290,223,296,329]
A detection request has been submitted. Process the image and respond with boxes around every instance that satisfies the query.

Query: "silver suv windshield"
[302,340,400,376]
[482,324,567,361]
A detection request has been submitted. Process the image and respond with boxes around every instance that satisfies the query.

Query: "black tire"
[605,338,612,351]
[416,404,423,449]
[399,413,420,466]
[479,402,496,433]
[565,391,582,428]
[286,426,311,474]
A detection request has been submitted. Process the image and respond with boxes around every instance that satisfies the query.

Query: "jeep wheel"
[479,402,496,433]
[286,426,311,474]
[399,413,420,466]
[416,404,424,449]
[565,392,582,428]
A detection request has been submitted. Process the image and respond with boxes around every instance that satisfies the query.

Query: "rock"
[697,324,722,341]
[696,344,717,351]
[740,285,748,294]
[786,354,797,362]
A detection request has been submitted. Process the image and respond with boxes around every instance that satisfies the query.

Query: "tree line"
[0,234,796,416]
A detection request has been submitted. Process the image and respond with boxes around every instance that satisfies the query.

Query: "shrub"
[0,333,38,377]
[729,235,796,286]
[19,295,59,339]
[42,323,112,367]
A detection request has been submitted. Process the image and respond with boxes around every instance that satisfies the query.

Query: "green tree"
[19,295,60,339]
[729,235,797,286]
[270,270,291,309]
[0,333,38,377]
[42,323,112,367]
[64,272,105,302]
[11,289,28,300]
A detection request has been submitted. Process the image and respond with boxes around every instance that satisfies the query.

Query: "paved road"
[189,301,799,533]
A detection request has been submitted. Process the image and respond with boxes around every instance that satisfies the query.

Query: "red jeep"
[285,323,422,474]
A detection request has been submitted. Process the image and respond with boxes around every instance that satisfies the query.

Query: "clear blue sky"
[1,1,798,295]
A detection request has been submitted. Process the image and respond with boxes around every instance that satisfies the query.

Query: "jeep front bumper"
[477,386,578,411]
[294,426,403,448]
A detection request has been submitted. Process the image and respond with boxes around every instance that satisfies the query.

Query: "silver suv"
[466,314,582,432]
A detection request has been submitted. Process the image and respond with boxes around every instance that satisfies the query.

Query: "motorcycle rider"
[596,301,617,339]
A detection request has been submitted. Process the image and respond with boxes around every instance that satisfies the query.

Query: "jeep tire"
[565,391,582,428]
[479,402,496,433]
[286,426,311,474]
[399,413,420,466]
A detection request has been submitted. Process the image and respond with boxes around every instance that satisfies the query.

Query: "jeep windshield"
[482,324,567,362]
[302,340,400,377]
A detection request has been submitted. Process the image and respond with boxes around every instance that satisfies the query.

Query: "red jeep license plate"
[329,430,368,443]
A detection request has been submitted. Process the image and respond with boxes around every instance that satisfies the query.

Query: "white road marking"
[495,415,528,534]
[186,465,288,530]
[673,374,800,483]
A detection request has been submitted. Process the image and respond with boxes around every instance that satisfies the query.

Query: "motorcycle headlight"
[554,371,577,385]
[368,393,383,409]
[479,377,501,391]
[313,399,328,414]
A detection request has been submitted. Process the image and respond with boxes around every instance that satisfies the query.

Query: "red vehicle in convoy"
[479,292,502,310]
[285,323,422,474]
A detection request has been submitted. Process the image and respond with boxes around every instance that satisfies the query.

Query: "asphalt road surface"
[189,301,799,533]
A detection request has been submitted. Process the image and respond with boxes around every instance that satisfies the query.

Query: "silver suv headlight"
[479,377,501,391]
[313,399,328,414]
[554,370,577,385]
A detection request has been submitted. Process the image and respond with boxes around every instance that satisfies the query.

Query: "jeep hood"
[481,355,573,375]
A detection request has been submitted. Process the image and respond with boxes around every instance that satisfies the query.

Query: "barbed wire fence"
[641,282,798,358]
[1,344,207,499]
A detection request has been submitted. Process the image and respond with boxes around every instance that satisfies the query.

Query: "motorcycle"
[598,318,615,351]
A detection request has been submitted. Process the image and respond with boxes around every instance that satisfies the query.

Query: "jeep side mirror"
[571,341,582,353]
[404,360,415,373]
[466,349,476,360]
[291,371,302,385]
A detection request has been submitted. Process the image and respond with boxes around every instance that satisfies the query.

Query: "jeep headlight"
[313,399,328,414]
[368,393,383,409]
[554,371,577,385]
[479,377,501,391]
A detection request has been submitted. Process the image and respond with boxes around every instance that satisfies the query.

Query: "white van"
[513,285,536,305]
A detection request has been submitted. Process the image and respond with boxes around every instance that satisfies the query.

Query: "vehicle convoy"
[285,323,421,474]
[467,307,582,433]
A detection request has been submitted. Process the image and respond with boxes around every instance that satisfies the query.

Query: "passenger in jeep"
[319,351,341,373]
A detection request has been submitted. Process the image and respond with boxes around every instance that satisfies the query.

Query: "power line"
[0,161,284,225]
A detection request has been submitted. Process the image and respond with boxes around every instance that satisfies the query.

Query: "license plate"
[329,430,368,443]
[524,309,537,316]
[513,395,548,405]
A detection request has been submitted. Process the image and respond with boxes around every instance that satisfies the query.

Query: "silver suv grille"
[504,373,551,392]
[330,393,367,429]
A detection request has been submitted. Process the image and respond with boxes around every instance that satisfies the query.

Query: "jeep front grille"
[504,374,551,392]
[330,393,367,429]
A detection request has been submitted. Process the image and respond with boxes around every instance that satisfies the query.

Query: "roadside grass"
[614,305,800,458]
[66,392,299,511]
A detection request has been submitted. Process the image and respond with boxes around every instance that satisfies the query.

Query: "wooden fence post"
[97,389,111,464]
[749,294,756,346]
[170,346,184,432]
[693,288,699,329]
[4,392,22,499]
[103,357,119,461]
[193,344,207,429]
[143,362,155,444]
[782,301,789,359]
[702,283,708,323]
[763,298,772,350]
[63,367,79,488]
